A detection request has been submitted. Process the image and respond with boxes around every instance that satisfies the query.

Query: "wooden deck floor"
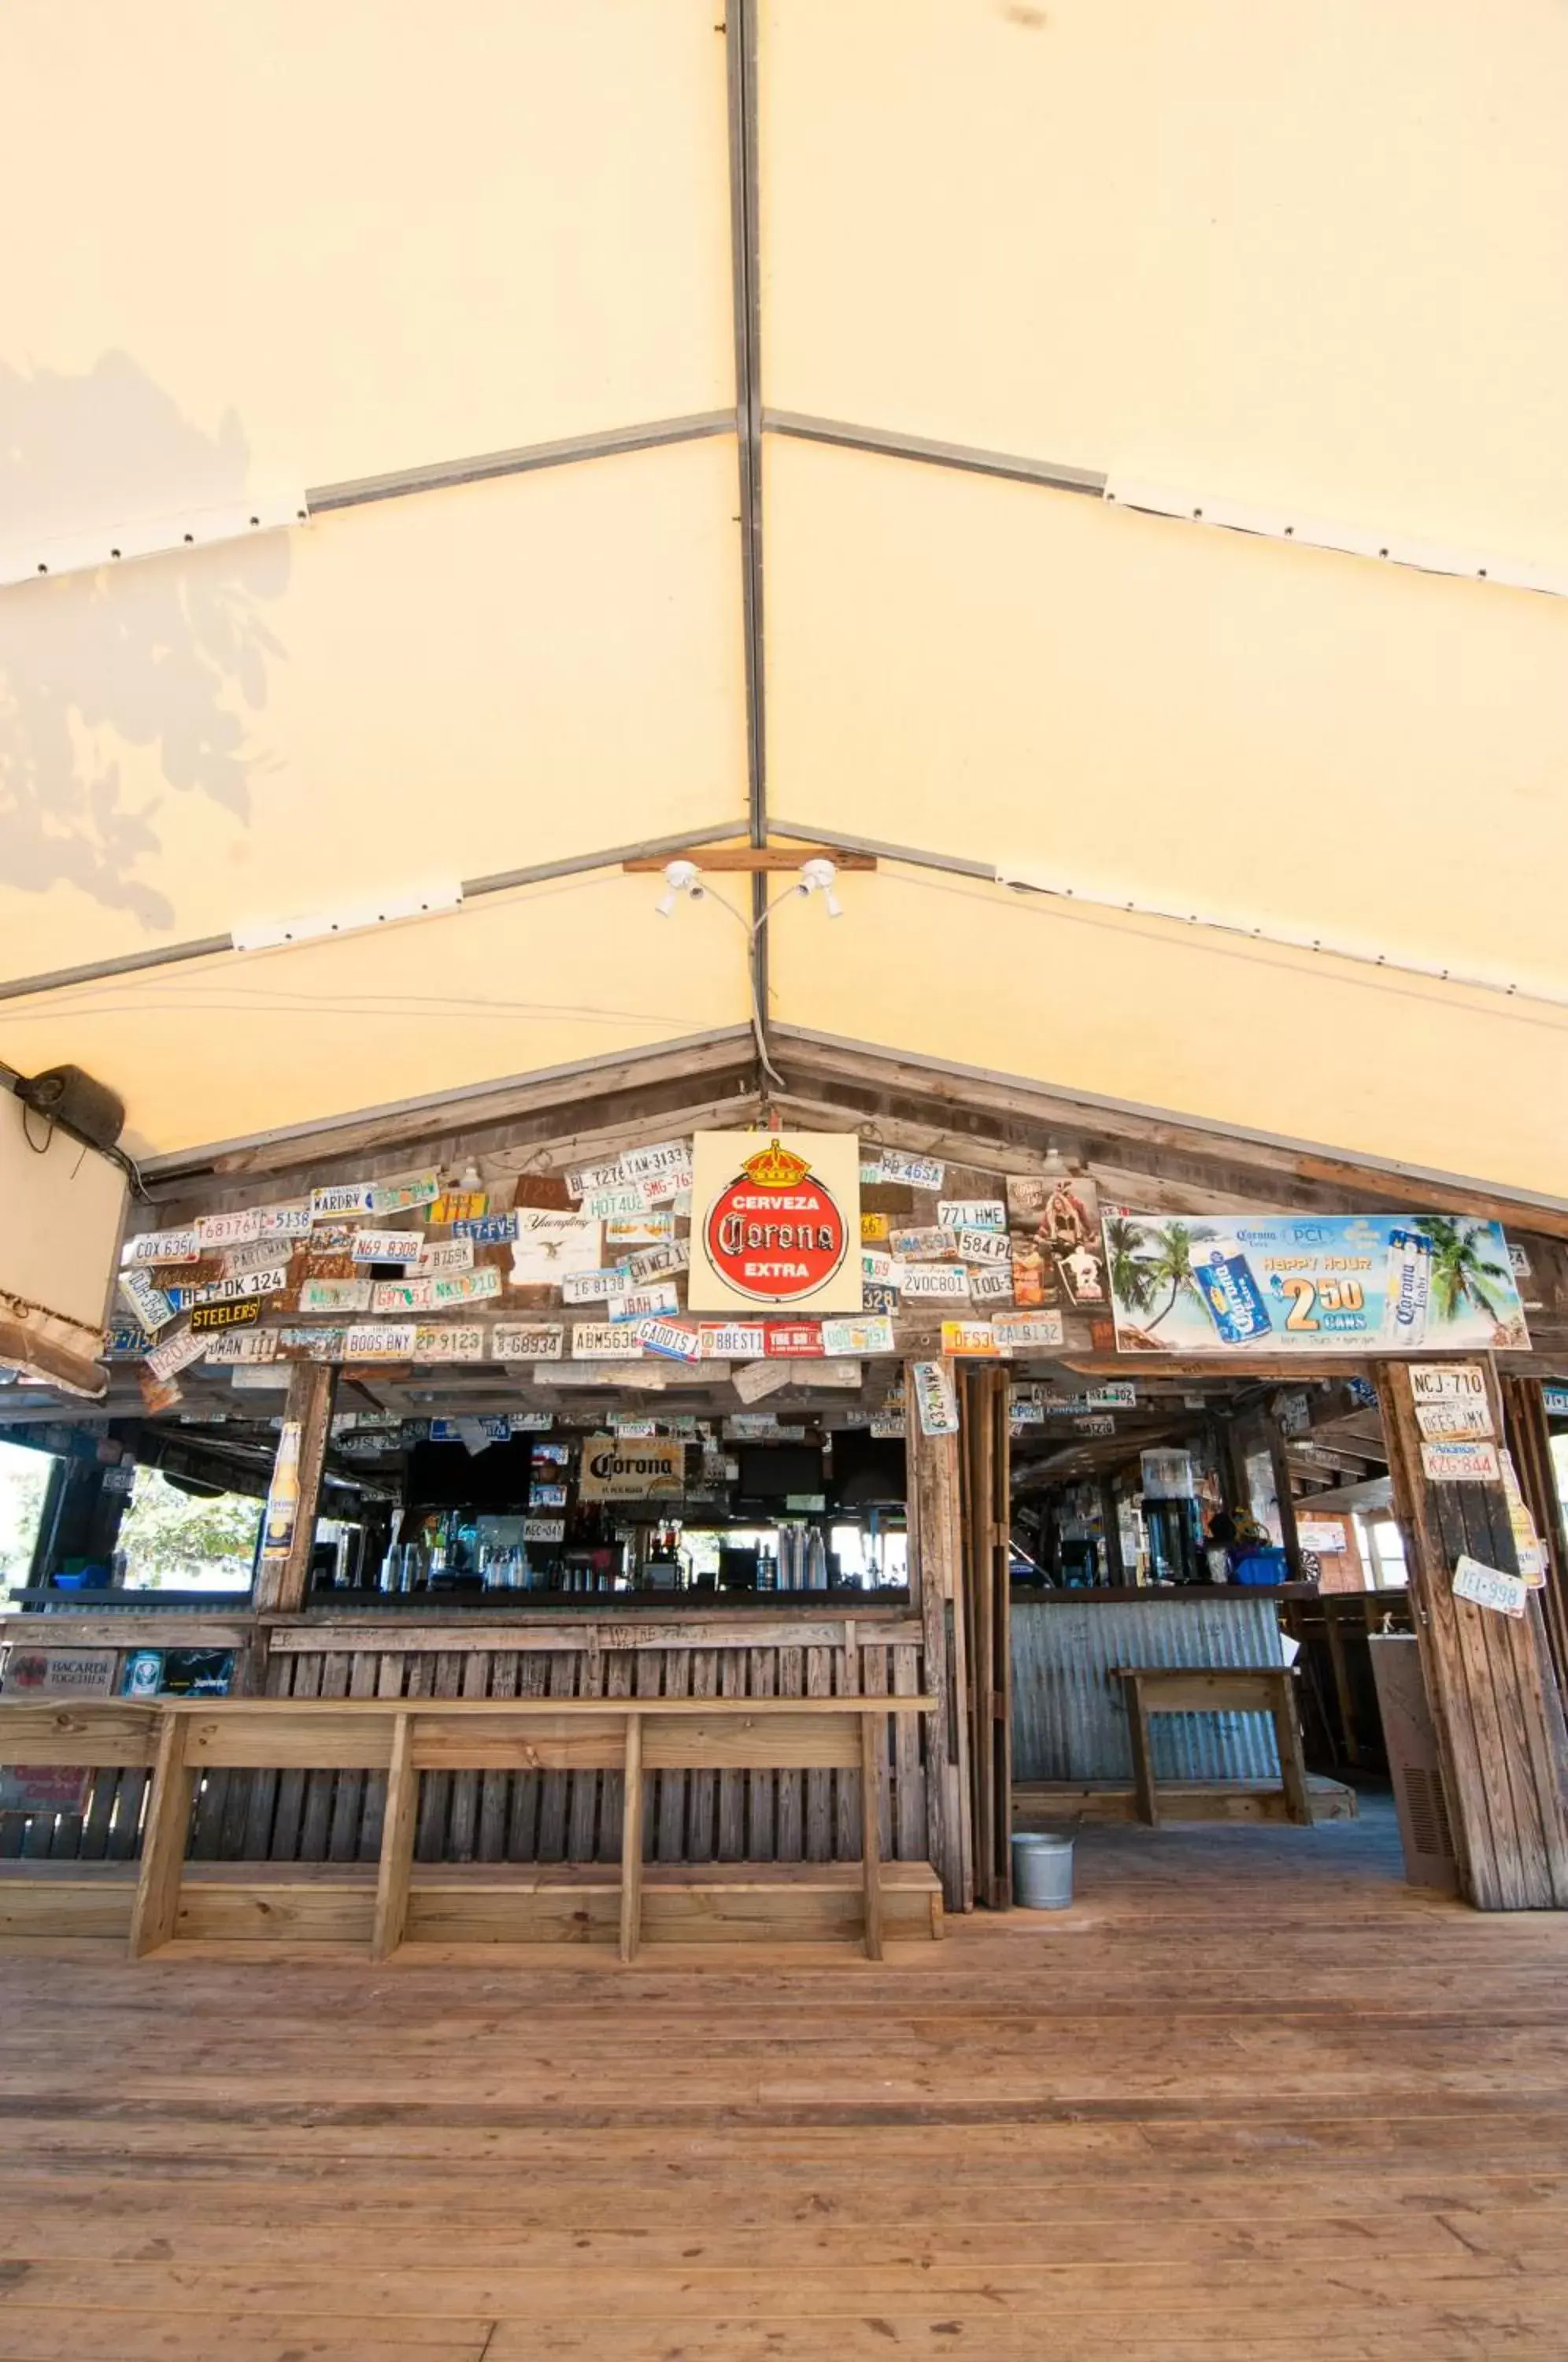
[2,1795,1566,2360]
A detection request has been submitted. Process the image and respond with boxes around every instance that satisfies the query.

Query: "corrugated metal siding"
[1011,1596,1285,1783]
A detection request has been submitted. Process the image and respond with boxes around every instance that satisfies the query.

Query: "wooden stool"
[1111,1665,1311,1828]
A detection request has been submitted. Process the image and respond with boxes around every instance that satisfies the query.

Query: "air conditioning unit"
[1368,1635,1458,1893]
[0,1079,128,1399]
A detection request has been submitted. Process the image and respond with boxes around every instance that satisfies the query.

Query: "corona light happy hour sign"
[687,1134,863,1316]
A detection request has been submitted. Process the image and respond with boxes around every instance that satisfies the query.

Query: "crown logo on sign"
[740,1138,812,1190]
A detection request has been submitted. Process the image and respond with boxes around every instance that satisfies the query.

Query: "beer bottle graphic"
[1193,1235,1273,1344]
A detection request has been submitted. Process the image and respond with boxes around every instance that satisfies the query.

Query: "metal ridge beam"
[769,1025,1568,1229]
[726,0,772,1083]
[0,826,749,1006]
[135,1027,757,1179]
[306,412,733,516]
[764,409,1106,498]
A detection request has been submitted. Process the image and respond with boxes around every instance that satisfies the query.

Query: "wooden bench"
[0,1694,937,1962]
[1110,1665,1312,1829]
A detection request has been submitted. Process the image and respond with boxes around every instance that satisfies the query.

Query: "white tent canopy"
[2,1,1566,1202]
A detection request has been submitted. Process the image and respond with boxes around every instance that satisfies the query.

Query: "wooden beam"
[1376,1359,1568,1908]
[619,1712,645,1964]
[371,1712,418,1961]
[128,1712,194,1958]
[192,1036,756,1183]
[621,845,876,872]
[253,1362,338,1615]
[860,1709,884,1961]
[1501,1375,1568,1700]
[904,1362,968,1912]
[775,1038,1568,1242]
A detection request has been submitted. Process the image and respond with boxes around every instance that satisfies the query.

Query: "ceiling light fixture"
[797,857,843,917]
[654,859,705,917]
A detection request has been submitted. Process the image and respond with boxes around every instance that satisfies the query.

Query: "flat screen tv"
[735,1443,825,1501]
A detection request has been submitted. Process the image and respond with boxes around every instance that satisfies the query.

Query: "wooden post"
[1271,1676,1313,1827]
[1266,1413,1304,1581]
[128,1712,194,1958]
[1376,1361,1568,1909]
[904,1363,969,1912]
[1124,1676,1159,1827]
[1100,1477,1126,1586]
[860,1708,884,1960]
[1501,1375,1568,1696]
[253,1361,338,1614]
[372,1713,418,1960]
[619,1711,645,1964]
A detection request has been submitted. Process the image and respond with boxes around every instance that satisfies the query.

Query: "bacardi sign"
[687,1134,863,1315]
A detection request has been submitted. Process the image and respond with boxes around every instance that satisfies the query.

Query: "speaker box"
[14,1065,126,1152]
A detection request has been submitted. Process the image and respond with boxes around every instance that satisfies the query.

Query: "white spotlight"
[655,859,704,917]
[798,857,843,918]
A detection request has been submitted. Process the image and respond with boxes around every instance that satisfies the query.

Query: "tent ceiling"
[2,1,1566,1201]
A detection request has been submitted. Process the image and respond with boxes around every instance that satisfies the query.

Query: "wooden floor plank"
[1,1797,1566,2359]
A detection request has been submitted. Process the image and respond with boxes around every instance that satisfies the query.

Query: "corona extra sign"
[687,1133,863,1314]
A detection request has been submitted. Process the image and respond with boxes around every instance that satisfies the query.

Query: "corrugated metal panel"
[1011,1595,1285,1783]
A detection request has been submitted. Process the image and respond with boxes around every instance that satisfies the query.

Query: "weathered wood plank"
[775,1646,804,1864]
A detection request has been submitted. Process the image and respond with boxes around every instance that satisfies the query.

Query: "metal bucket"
[1011,1831,1074,1910]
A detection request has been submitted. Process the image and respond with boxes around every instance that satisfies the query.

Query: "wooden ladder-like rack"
[0,1694,936,1961]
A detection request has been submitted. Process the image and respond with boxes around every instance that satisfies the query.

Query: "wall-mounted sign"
[298,1279,366,1314]
[510,1213,603,1286]
[764,1322,823,1357]
[349,1230,423,1264]
[124,1227,200,1265]
[1104,1213,1529,1355]
[342,1323,417,1361]
[699,1322,765,1359]
[912,1361,959,1435]
[688,1134,862,1314]
[890,1227,956,1262]
[992,1313,1067,1351]
[0,1646,120,1809]
[876,1150,945,1190]
[1452,1553,1527,1619]
[491,1323,564,1361]
[412,1325,486,1361]
[1415,1399,1494,1442]
[1297,1519,1348,1553]
[190,1300,261,1334]
[170,1264,289,1309]
[939,1201,1006,1233]
[202,1327,276,1364]
[452,1212,519,1243]
[1411,1362,1487,1402]
[900,1264,971,1301]
[119,1270,175,1333]
[257,1201,312,1240]
[609,1284,680,1325]
[196,1209,264,1249]
[637,1318,702,1361]
[1422,1440,1501,1483]
[144,1324,207,1383]
[429,1189,487,1224]
[571,1324,646,1359]
[579,1435,686,1501]
[941,1321,1000,1356]
[523,1518,566,1545]
[820,1315,894,1356]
